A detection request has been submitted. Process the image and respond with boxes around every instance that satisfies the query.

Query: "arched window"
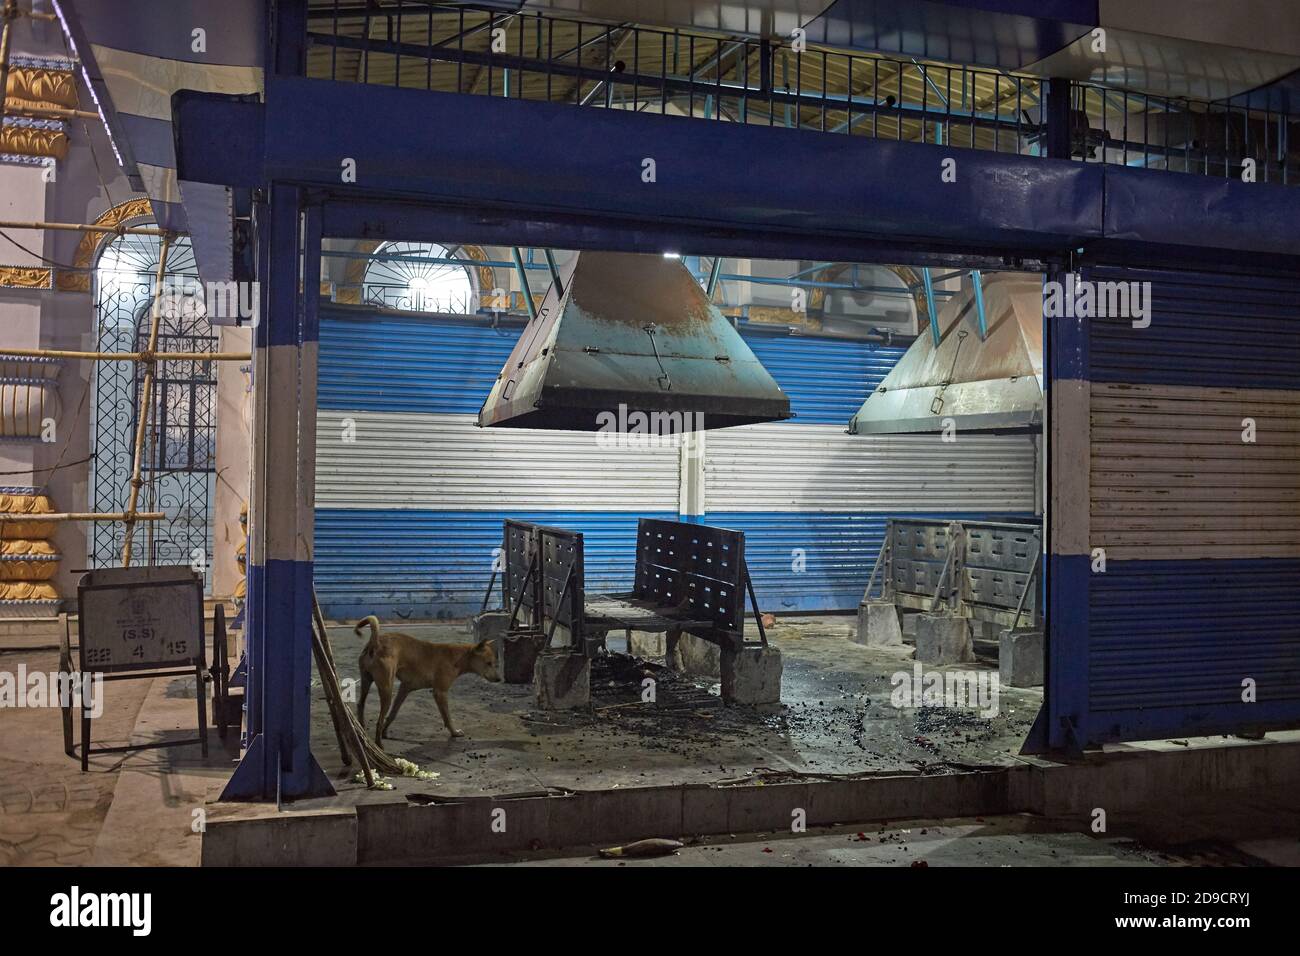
[361,241,475,313]
[132,291,216,473]
[90,229,215,579]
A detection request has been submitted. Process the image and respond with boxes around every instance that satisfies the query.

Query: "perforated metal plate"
[633,518,745,636]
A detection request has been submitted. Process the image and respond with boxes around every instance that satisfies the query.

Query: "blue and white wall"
[314,307,1039,619]
[1047,266,1300,750]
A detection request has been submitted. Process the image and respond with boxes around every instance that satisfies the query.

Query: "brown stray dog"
[355,615,500,745]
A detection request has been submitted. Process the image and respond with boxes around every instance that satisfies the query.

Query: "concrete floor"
[0,645,238,867]
[303,614,1044,808]
[466,804,1300,867]
[3,613,1299,867]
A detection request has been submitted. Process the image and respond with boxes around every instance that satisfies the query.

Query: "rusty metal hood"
[849,272,1043,434]
[478,252,792,431]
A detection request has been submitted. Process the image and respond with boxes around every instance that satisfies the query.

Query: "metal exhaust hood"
[849,272,1044,435]
[478,251,792,431]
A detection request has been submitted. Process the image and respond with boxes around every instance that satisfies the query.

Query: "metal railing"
[1072,83,1295,185]
[307,3,1042,151]
[304,2,1297,185]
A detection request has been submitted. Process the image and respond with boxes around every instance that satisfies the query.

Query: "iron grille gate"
[1042,264,1300,751]
[90,233,217,587]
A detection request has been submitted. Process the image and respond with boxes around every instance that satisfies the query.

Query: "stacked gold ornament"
[0,487,61,615]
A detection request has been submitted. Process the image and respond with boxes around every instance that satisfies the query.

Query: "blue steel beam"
[921,267,940,346]
[971,268,988,340]
[175,78,1101,253]
[705,256,723,297]
[174,80,1300,270]
[510,247,537,319]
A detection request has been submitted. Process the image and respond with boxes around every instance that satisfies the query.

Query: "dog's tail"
[355,615,381,655]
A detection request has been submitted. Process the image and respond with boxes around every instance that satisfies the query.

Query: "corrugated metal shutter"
[318,309,520,413]
[317,411,679,511]
[707,424,1037,512]
[314,306,678,619]
[741,329,904,423]
[704,377,1038,611]
[1065,265,1300,745]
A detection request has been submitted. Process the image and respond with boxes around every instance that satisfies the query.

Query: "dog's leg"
[433,687,463,738]
[374,682,394,747]
[356,670,373,724]
[383,682,413,737]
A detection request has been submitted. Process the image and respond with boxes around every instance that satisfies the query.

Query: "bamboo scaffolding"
[0,219,173,236]
[5,511,164,522]
[121,234,171,566]
[4,104,100,121]
[311,590,405,780]
[1,346,251,362]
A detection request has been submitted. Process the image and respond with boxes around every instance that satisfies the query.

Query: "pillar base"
[534,651,590,710]
[914,613,974,665]
[219,733,335,802]
[855,601,903,647]
[999,627,1044,687]
[720,646,782,706]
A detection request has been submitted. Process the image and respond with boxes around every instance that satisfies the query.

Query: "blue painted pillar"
[1030,267,1092,754]
[221,187,332,800]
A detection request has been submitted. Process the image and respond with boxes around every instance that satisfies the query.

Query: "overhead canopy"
[479,251,792,431]
[849,272,1043,434]
[53,0,263,289]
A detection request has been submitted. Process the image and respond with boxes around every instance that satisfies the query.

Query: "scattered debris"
[598,838,684,858]
[353,771,394,790]
[394,757,440,780]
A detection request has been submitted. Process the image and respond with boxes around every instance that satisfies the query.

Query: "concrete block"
[855,601,903,647]
[628,631,667,658]
[202,808,357,866]
[494,630,544,684]
[677,633,721,678]
[914,613,974,665]
[534,651,590,710]
[999,627,1044,687]
[901,611,920,638]
[720,646,782,706]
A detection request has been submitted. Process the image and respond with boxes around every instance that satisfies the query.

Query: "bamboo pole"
[4,104,101,121]
[0,219,172,235]
[6,512,165,522]
[0,347,251,361]
[121,234,172,566]
[310,591,405,781]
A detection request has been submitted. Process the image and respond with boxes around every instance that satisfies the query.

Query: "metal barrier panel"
[503,519,540,623]
[633,518,745,637]
[963,521,1041,625]
[884,517,1041,627]
[538,525,585,646]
